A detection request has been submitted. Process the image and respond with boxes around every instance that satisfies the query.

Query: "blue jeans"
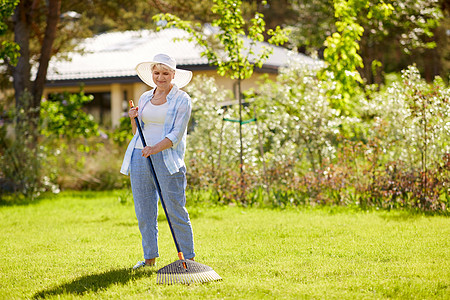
[130,149,195,260]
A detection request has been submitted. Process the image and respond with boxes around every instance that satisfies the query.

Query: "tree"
[319,0,393,113]
[0,0,19,67]
[287,0,446,83]
[357,0,444,84]
[4,0,231,132]
[12,0,61,125]
[154,0,289,199]
[287,0,335,54]
[1,0,160,198]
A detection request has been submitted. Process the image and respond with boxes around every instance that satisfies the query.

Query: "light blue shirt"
[120,84,192,175]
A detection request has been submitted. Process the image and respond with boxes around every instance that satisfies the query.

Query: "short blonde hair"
[152,63,175,73]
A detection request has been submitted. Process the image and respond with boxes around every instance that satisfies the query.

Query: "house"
[44,28,315,128]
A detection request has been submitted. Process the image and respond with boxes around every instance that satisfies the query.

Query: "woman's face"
[152,64,175,89]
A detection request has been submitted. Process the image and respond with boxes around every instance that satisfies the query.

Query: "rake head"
[156,259,222,285]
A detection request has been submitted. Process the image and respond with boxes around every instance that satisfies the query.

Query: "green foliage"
[38,92,130,191]
[183,58,449,212]
[0,0,18,33]
[154,0,290,200]
[256,57,342,172]
[2,62,446,212]
[364,66,450,170]
[2,0,447,213]
[259,61,449,211]
[111,116,133,148]
[40,91,99,141]
[385,0,443,54]
[1,91,106,200]
[182,60,450,213]
[287,0,334,52]
[0,0,20,66]
[320,0,394,111]
[401,67,449,169]
[154,0,290,80]
[359,66,450,210]
[0,91,45,200]
[0,40,20,66]
[288,0,445,83]
[185,76,261,203]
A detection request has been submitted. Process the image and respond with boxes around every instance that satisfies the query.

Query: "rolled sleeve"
[165,132,178,146]
[164,96,191,148]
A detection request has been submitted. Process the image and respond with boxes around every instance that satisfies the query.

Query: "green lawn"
[0,191,449,299]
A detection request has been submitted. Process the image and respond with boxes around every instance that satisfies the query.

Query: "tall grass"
[1,191,448,299]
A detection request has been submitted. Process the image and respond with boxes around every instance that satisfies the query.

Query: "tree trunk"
[12,0,61,141]
[32,0,61,110]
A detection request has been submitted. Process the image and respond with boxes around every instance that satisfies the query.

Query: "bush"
[1,62,447,213]
[182,62,449,213]
[0,90,131,201]
[0,91,44,201]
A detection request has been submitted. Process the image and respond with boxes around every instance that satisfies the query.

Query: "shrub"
[185,76,262,204]
[0,91,44,201]
[0,90,124,201]
[179,61,449,212]
[2,61,447,213]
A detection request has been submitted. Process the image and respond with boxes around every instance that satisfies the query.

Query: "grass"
[0,190,449,299]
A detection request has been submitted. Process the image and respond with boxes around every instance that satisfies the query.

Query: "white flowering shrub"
[184,63,449,211]
[185,76,262,203]
[357,66,450,210]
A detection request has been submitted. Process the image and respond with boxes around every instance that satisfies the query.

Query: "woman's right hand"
[128,107,138,119]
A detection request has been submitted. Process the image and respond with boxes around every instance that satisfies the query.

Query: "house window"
[84,92,111,127]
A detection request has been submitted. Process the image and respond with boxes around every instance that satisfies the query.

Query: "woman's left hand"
[142,146,158,158]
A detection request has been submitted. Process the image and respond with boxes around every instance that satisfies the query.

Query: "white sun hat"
[135,54,193,88]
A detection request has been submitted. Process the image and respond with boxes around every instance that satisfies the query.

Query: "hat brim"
[136,62,193,89]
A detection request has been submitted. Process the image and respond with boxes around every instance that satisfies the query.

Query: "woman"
[120,53,195,269]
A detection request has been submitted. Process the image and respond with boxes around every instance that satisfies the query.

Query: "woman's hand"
[128,107,138,119]
[141,139,172,157]
[142,146,157,158]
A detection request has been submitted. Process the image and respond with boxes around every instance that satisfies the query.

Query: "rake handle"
[129,100,184,258]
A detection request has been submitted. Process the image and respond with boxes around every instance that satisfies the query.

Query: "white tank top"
[135,101,169,149]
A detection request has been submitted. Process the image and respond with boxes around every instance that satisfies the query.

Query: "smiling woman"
[120,54,196,269]
[149,65,175,105]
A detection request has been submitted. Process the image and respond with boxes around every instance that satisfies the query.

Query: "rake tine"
[193,274,200,284]
[194,273,199,284]
[156,259,221,285]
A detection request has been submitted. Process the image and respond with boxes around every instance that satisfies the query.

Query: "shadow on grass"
[33,267,155,299]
